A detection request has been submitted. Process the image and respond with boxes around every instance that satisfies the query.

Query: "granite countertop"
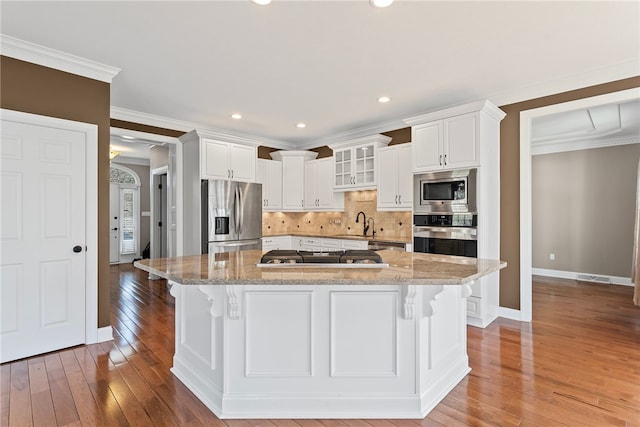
[263,232,411,244]
[134,250,506,286]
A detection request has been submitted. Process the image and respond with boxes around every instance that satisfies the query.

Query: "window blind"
[120,188,137,255]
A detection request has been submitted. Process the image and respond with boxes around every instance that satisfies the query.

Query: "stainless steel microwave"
[413,168,477,214]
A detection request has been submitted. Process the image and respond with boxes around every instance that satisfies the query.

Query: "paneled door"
[1,111,94,363]
[109,183,120,263]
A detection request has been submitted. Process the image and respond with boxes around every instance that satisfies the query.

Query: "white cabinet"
[405,100,507,328]
[329,134,391,191]
[410,112,478,173]
[262,236,291,251]
[291,236,304,250]
[300,237,323,252]
[377,143,412,211]
[271,151,318,212]
[256,159,282,211]
[304,158,344,211]
[201,138,256,181]
[340,239,368,250]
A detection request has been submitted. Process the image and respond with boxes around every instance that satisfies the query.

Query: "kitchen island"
[135,250,505,419]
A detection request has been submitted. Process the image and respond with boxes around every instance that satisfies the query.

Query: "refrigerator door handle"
[235,185,242,236]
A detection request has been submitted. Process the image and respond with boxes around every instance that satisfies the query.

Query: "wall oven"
[413,168,476,214]
[413,214,477,258]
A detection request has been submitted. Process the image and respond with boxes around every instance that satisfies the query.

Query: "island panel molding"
[135,250,505,419]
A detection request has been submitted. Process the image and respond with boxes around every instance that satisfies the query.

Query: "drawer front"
[341,240,368,250]
[321,238,341,249]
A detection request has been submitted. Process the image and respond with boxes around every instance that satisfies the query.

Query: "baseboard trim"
[532,268,632,286]
[497,307,522,322]
[96,326,113,343]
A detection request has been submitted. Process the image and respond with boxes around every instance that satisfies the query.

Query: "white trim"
[532,136,640,156]
[96,326,114,343]
[0,34,120,83]
[519,88,640,324]
[0,109,101,346]
[111,156,150,166]
[490,59,640,108]
[497,307,522,322]
[403,99,506,126]
[112,106,296,150]
[532,268,632,286]
[110,126,177,146]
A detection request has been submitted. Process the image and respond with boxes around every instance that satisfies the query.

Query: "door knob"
[112,227,118,231]
[73,246,83,253]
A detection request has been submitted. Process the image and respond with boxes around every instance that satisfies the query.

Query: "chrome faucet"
[367,217,376,238]
[355,211,368,236]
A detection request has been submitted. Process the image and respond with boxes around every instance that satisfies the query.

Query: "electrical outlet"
[549,253,555,260]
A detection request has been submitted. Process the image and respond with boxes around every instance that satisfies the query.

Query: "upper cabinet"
[404,100,505,173]
[329,134,391,191]
[201,138,256,182]
[270,151,318,212]
[377,143,412,211]
[256,159,282,211]
[178,130,259,183]
[304,157,344,211]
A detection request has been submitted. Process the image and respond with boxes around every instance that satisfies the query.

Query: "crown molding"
[297,118,407,150]
[327,134,392,150]
[1,34,120,83]
[269,150,318,161]
[111,106,296,150]
[531,136,639,156]
[403,99,506,126]
[489,59,640,107]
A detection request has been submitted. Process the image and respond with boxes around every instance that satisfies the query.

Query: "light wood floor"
[2,265,639,426]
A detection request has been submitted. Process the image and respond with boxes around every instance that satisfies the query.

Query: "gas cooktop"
[257,250,388,268]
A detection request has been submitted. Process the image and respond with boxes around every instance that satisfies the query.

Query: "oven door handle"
[413,227,477,240]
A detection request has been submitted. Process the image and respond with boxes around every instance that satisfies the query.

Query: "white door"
[1,115,89,363]
[109,183,120,263]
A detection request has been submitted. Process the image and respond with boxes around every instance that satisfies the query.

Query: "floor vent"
[576,274,611,284]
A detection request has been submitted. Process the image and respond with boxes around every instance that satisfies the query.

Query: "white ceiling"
[1,1,639,149]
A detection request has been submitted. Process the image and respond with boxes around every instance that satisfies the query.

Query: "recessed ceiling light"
[231,114,242,120]
[297,123,306,128]
[370,0,394,8]
[377,96,391,103]
[252,0,272,5]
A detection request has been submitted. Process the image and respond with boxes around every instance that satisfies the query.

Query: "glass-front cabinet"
[334,148,352,187]
[330,134,391,191]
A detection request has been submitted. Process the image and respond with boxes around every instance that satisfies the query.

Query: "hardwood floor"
[2,265,639,426]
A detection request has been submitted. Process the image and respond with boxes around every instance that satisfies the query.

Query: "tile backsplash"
[262,190,412,242]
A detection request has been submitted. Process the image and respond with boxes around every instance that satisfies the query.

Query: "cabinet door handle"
[398,195,401,204]
[439,155,442,166]
[395,195,398,204]
[231,169,234,178]
[443,154,447,165]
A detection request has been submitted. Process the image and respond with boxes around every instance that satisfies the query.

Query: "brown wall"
[498,76,640,309]
[1,56,112,327]
[110,119,185,138]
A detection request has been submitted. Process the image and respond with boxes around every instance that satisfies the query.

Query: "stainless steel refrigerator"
[201,180,262,254]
